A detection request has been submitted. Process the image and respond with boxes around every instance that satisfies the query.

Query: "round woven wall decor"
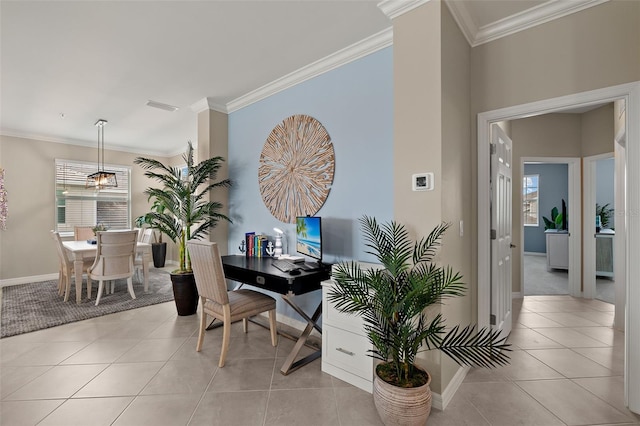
[259,114,335,223]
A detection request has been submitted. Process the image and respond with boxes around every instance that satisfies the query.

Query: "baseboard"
[524,251,546,256]
[512,291,523,299]
[1,273,58,288]
[431,365,469,411]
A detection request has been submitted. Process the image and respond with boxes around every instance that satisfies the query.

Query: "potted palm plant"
[328,216,511,426]
[135,199,168,268]
[134,142,231,316]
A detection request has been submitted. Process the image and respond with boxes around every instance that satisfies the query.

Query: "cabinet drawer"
[322,281,365,333]
[323,325,372,381]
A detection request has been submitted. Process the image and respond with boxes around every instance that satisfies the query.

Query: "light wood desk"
[62,240,151,304]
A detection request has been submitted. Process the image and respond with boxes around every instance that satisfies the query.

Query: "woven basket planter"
[373,365,432,426]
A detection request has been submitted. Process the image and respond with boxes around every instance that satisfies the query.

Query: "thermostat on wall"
[412,173,434,191]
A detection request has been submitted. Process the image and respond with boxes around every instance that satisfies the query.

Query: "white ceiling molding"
[226,27,393,114]
[190,97,228,114]
[447,0,609,47]
[0,129,170,157]
[444,1,476,47]
[377,0,431,20]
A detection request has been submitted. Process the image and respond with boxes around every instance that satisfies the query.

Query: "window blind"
[55,159,131,233]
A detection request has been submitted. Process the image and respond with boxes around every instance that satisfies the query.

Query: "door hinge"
[490,143,496,155]
[490,314,496,325]
[491,229,497,240]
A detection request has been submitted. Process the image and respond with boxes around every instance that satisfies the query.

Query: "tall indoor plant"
[134,142,231,315]
[328,216,510,426]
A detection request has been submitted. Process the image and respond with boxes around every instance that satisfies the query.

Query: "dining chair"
[187,240,278,367]
[88,230,138,306]
[50,231,94,302]
[134,228,154,282]
[74,226,94,241]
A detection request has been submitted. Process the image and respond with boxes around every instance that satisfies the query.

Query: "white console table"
[545,230,569,271]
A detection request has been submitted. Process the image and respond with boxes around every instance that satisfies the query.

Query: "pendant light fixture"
[85,119,117,189]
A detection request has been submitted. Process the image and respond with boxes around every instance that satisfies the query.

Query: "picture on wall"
[258,114,335,223]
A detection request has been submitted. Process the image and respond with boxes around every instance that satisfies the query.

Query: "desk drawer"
[323,324,373,381]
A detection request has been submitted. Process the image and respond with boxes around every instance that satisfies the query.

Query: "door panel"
[491,124,513,338]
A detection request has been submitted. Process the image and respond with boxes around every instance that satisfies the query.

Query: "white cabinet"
[545,231,569,271]
[322,279,373,393]
[595,232,614,278]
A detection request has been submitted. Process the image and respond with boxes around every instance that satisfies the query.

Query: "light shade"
[86,119,118,189]
[86,171,117,189]
[273,227,284,235]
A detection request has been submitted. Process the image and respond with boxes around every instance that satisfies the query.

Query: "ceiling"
[0,0,606,156]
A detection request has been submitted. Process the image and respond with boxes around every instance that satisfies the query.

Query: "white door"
[491,124,513,337]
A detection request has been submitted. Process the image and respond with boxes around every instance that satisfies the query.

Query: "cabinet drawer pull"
[336,347,355,356]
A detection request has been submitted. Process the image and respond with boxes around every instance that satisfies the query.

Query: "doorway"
[583,153,616,304]
[477,81,640,412]
[521,159,575,298]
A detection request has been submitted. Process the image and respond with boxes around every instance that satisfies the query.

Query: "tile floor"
[1,295,638,425]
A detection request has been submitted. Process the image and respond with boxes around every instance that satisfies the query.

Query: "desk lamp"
[273,227,286,257]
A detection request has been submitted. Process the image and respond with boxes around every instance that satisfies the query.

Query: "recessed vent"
[146,100,179,112]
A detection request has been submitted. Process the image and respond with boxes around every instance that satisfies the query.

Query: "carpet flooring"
[0,268,175,338]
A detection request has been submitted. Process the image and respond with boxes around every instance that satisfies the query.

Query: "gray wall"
[524,163,568,253]
[596,157,615,229]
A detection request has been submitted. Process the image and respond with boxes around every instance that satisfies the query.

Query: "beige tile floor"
[1,295,638,425]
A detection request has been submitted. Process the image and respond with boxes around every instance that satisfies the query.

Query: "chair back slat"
[141,229,154,244]
[187,240,229,305]
[74,226,94,241]
[91,230,137,278]
[50,230,70,272]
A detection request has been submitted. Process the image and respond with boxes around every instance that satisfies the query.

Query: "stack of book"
[244,232,271,257]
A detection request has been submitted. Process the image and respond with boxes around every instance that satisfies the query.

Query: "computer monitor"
[296,216,322,262]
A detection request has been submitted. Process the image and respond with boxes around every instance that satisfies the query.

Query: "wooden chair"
[74,226,94,241]
[134,228,154,281]
[88,230,138,306]
[187,240,278,367]
[50,231,93,302]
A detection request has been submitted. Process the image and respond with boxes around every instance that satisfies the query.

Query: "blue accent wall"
[596,157,614,228]
[524,163,568,253]
[228,47,393,263]
[227,48,393,320]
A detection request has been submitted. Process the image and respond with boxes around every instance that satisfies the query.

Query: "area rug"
[1,268,175,338]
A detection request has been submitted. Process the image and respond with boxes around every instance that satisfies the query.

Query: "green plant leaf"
[329,216,512,384]
[134,141,232,272]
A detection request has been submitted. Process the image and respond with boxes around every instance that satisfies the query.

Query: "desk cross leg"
[280,294,322,375]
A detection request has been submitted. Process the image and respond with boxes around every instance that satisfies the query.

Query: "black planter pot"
[151,242,167,268]
[170,272,199,316]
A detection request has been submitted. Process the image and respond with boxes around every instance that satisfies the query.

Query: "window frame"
[523,174,539,227]
[54,159,131,237]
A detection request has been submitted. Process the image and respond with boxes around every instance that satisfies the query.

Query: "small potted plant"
[91,223,108,238]
[596,203,614,230]
[134,142,232,315]
[328,216,510,426]
[135,199,168,268]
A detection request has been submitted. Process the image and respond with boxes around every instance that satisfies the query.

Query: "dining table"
[62,240,152,304]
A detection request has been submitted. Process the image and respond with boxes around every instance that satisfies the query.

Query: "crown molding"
[226,27,393,113]
[447,0,609,47]
[444,0,476,47]
[377,0,431,20]
[0,129,173,157]
[190,97,228,114]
